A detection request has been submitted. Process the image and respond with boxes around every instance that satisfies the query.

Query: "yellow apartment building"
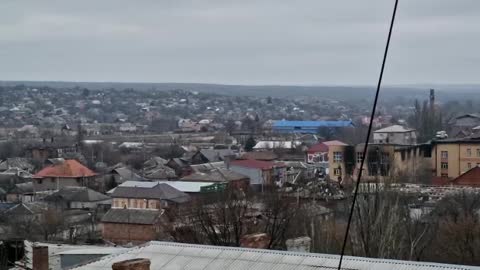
[432,138,480,179]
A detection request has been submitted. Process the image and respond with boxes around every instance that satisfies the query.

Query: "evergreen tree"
[244,137,256,152]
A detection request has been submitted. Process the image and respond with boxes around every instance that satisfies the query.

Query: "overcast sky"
[0,0,479,85]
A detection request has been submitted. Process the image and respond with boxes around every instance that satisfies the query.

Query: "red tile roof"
[230,159,283,170]
[451,166,480,186]
[307,143,329,153]
[34,159,97,178]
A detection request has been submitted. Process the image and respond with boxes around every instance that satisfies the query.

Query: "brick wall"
[102,223,157,244]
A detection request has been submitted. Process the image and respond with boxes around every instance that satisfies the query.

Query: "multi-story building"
[373,125,417,145]
[101,184,190,244]
[431,137,480,179]
[323,140,349,182]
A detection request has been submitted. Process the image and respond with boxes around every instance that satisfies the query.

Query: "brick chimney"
[112,258,151,270]
[32,245,48,270]
[240,233,271,249]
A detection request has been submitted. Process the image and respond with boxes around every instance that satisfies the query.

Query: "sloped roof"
[253,141,301,149]
[197,149,235,162]
[109,181,214,194]
[452,166,480,186]
[9,182,34,194]
[112,167,144,181]
[323,140,348,146]
[374,125,415,133]
[0,158,34,172]
[43,187,111,202]
[4,202,46,215]
[180,169,249,182]
[101,209,161,225]
[230,160,283,170]
[111,184,190,203]
[71,241,479,270]
[239,151,278,161]
[143,162,176,179]
[190,162,226,173]
[307,143,329,153]
[34,159,96,178]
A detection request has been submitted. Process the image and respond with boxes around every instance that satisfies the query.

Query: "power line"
[337,0,399,269]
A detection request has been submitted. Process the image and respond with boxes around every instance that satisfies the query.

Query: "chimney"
[32,245,48,270]
[286,236,312,252]
[240,233,270,249]
[112,258,150,270]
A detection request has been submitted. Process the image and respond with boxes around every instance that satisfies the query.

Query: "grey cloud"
[0,0,478,85]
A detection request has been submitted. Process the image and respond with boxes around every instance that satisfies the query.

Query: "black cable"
[337,0,399,269]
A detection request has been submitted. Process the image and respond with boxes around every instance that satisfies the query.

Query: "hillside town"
[0,84,480,269]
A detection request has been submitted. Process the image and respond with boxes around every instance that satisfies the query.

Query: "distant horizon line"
[1,79,479,89]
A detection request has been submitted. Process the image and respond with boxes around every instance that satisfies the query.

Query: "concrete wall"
[374,131,416,145]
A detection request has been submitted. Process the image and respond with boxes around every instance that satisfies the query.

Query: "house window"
[441,173,448,178]
[477,149,480,157]
[467,148,472,157]
[356,152,363,164]
[333,152,343,163]
[441,162,448,169]
[333,168,342,176]
[441,151,448,159]
[468,163,472,170]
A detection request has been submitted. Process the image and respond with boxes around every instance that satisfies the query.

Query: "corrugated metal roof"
[109,180,214,193]
[71,241,480,270]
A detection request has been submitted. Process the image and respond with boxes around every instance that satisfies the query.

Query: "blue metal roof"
[273,120,354,128]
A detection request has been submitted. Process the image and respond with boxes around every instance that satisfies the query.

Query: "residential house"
[180,168,250,190]
[0,158,34,172]
[190,162,226,173]
[373,125,417,145]
[101,184,189,244]
[190,149,235,164]
[448,114,480,137]
[109,181,214,197]
[142,157,176,180]
[107,165,144,184]
[26,141,78,164]
[32,159,97,192]
[6,182,34,203]
[43,187,112,210]
[166,158,192,177]
[229,160,286,191]
[0,168,33,191]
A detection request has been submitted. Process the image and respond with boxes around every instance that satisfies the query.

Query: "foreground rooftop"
[72,241,480,270]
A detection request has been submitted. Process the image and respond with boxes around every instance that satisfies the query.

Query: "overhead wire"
[337,0,399,269]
